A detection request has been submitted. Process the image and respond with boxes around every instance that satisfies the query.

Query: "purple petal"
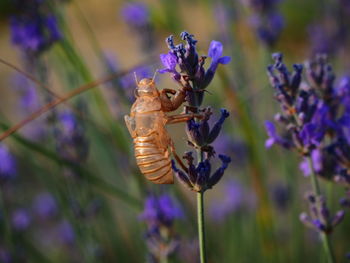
[265,138,275,148]
[311,149,322,173]
[299,158,311,177]
[160,52,177,70]
[218,56,231,64]
[208,40,223,60]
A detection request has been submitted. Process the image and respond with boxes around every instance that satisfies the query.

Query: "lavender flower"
[172,152,231,192]
[12,74,45,140]
[56,220,75,245]
[120,2,154,51]
[0,144,16,182]
[33,192,57,219]
[300,194,344,234]
[54,110,89,164]
[209,179,245,221]
[266,53,348,258]
[0,248,11,263]
[140,194,183,262]
[121,2,149,27]
[160,32,230,103]
[10,0,62,56]
[161,33,232,262]
[271,183,290,210]
[265,53,331,155]
[140,194,183,227]
[186,108,230,149]
[159,32,232,191]
[264,120,290,148]
[11,208,31,231]
[242,0,285,47]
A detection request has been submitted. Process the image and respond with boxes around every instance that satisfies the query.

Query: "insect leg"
[169,140,189,173]
[160,85,191,112]
[161,88,177,95]
[166,113,203,124]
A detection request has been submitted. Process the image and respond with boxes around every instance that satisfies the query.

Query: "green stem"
[197,191,207,263]
[306,157,335,263]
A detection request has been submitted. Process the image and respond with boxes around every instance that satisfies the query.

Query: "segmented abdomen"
[133,133,173,184]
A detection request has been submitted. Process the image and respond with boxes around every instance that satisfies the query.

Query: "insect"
[124,76,199,184]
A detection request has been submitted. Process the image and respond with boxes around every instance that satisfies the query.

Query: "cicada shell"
[125,77,195,184]
[125,78,176,184]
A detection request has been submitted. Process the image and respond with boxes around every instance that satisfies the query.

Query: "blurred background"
[0,0,349,262]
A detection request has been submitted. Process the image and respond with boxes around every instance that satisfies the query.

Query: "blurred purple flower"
[12,74,45,140]
[249,12,284,47]
[33,192,57,219]
[140,194,182,261]
[0,248,11,263]
[242,0,282,12]
[57,220,75,245]
[11,209,31,231]
[212,133,247,166]
[271,183,290,210]
[308,25,336,56]
[0,144,16,181]
[54,110,89,163]
[209,180,244,221]
[10,5,62,55]
[120,2,154,51]
[243,0,285,47]
[121,2,149,27]
[140,194,183,227]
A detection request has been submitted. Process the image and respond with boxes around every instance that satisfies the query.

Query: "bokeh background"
[0,0,349,262]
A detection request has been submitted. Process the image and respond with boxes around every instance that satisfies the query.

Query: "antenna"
[151,69,158,83]
[134,72,138,85]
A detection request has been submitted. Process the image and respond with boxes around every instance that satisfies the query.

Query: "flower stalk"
[197,191,207,263]
[307,156,335,263]
[160,32,231,263]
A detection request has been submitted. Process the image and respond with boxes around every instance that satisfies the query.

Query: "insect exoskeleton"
[125,77,197,184]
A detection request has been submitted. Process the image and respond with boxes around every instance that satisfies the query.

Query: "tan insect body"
[124,78,196,184]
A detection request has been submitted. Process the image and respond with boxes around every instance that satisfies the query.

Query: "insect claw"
[134,72,138,85]
[151,70,158,83]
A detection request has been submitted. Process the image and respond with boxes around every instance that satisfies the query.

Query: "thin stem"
[197,191,207,263]
[306,157,336,263]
